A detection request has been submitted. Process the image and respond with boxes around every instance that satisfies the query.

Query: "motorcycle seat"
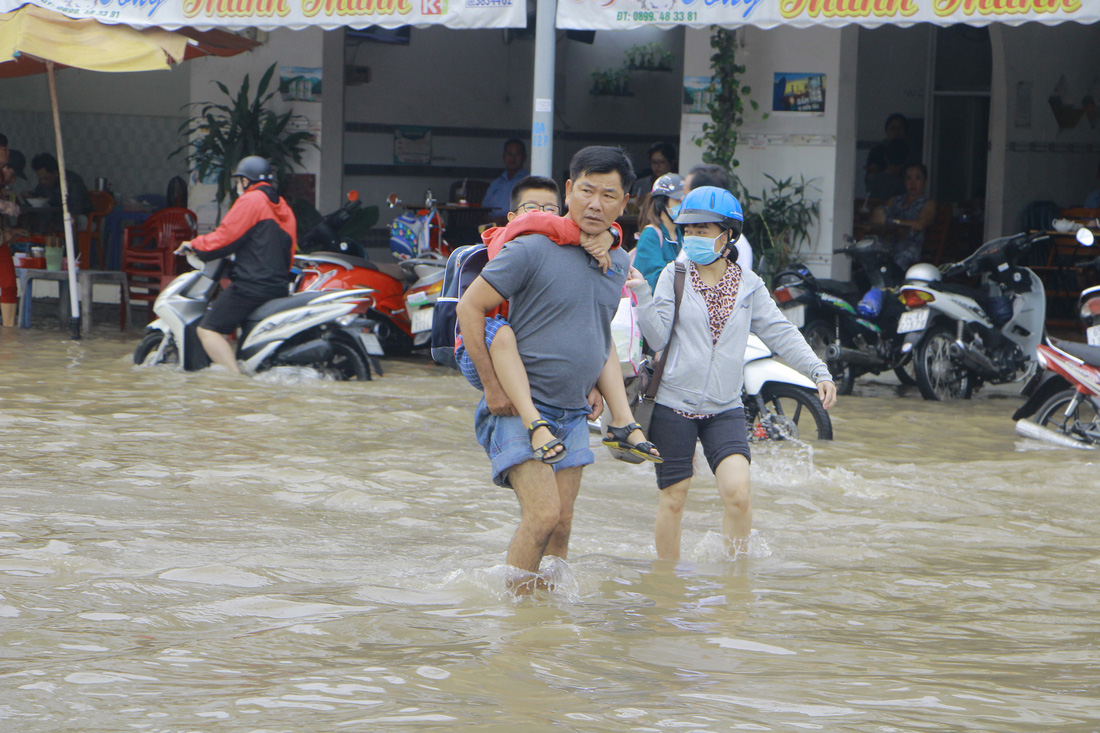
[816,279,861,301]
[1051,338,1100,368]
[932,281,987,302]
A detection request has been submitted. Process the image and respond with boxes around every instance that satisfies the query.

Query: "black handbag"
[627,262,686,435]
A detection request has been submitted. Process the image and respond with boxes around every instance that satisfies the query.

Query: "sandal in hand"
[603,421,663,464]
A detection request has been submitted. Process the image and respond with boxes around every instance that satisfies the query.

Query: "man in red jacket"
[176,156,297,374]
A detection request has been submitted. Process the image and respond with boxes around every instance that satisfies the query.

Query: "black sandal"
[528,419,566,465]
[603,422,663,464]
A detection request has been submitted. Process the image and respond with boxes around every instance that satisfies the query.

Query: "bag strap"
[644,262,686,400]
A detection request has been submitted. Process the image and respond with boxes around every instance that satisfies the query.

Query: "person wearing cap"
[626,186,836,561]
[633,173,684,291]
[175,156,297,374]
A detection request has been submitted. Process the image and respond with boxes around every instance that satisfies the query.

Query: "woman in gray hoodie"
[626,186,837,560]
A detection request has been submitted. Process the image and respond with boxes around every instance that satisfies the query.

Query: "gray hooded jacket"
[630,260,831,414]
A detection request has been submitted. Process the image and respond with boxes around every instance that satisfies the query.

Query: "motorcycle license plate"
[897,308,929,334]
[411,307,434,334]
[1089,325,1100,347]
[784,304,805,328]
[357,331,384,356]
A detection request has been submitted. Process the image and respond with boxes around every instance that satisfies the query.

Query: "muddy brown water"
[1,326,1098,731]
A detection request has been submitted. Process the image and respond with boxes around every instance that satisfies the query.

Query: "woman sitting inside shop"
[872,162,936,270]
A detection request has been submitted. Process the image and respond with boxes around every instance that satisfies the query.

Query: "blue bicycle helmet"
[674,186,744,236]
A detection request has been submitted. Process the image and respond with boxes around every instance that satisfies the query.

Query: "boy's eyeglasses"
[515,202,561,215]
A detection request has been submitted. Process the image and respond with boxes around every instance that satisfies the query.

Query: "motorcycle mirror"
[347,190,359,203]
[386,193,399,208]
[1076,227,1095,247]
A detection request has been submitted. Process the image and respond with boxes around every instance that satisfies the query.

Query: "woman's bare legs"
[655,478,690,560]
[714,454,752,556]
[488,325,562,459]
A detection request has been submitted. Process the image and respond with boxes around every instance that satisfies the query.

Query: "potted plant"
[742,174,821,282]
[173,63,317,221]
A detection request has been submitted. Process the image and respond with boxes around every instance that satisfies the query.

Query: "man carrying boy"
[457,146,636,593]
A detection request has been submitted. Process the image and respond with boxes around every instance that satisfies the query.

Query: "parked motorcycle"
[896,232,1048,401]
[743,333,834,441]
[133,253,376,380]
[293,192,445,355]
[772,236,912,394]
[1013,228,1099,447]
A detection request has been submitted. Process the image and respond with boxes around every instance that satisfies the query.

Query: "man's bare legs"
[488,325,562,459]
[197,327,240,374]
[505,462,583,595]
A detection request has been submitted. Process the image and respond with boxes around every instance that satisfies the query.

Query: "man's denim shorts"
[474,397,595,488]
[455,315,509,391]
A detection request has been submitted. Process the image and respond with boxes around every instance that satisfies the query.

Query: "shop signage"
[0,0,525,28]
[556,0,1095,30]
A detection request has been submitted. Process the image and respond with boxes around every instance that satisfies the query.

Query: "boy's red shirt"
[459,211,623,339]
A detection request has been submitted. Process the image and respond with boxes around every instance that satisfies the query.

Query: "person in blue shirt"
[633,173,684,291]
[481,139,530,219]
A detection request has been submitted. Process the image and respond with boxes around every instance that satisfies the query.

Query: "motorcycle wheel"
[803,320,855,395]
[323,337,371,381]
[914,324,973,401]
[133,332,178,367]
[1033,389,1100,445]
[751,383,833,441]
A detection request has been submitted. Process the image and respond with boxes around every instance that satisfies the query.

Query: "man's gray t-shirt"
[480,233,630,410]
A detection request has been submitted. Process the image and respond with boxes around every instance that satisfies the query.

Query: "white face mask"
[682,233,723,265]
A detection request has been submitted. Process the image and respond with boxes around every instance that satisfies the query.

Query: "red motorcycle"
[294,192,445,356]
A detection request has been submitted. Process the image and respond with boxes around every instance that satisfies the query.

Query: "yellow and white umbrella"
[1,5,254,337]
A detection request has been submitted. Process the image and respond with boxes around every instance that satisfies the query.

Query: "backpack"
[431,243,490,369]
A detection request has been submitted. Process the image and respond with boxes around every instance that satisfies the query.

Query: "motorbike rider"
[175,156,297,374]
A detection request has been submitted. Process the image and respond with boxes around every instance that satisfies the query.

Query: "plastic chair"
[448,179,490,205]
[78,190,115,269]
[121,207,197,322]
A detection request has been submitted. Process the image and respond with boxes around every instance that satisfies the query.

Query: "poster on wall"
[772,73,826,113]
[394,126,432,165]
[683,76,713,115]
[281,67,321,103]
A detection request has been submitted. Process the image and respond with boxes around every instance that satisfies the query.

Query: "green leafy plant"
[173,63,317,221]
[742,174,821,281]
[693,28,757,198]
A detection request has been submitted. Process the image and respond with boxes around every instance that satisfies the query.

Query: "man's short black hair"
[504,138,527,156]
[568,146,635,193]
[31,152,59,174]
[510,175,559,209]
[884,113,908,134]
[686,163,730,191]
[0,133,7,148]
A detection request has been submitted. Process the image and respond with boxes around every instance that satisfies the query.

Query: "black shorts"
[199,284,274,335]
[650,404,751,490]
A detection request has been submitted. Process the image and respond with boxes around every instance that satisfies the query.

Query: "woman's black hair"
[647,141,678,170]
[905,162,928,179]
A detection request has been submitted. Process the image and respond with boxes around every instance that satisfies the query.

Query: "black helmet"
[231,156,273,183]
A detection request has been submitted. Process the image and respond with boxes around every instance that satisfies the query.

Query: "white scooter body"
[143,254,374,374]
[742,333,817,394]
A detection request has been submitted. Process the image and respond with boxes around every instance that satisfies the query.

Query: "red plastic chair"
[121,207,197,322]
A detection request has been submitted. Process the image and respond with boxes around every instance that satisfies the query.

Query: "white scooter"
[133,252,379,380]
[895,232,1048,401]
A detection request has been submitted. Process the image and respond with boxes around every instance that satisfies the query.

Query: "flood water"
[1,326,1098,732]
